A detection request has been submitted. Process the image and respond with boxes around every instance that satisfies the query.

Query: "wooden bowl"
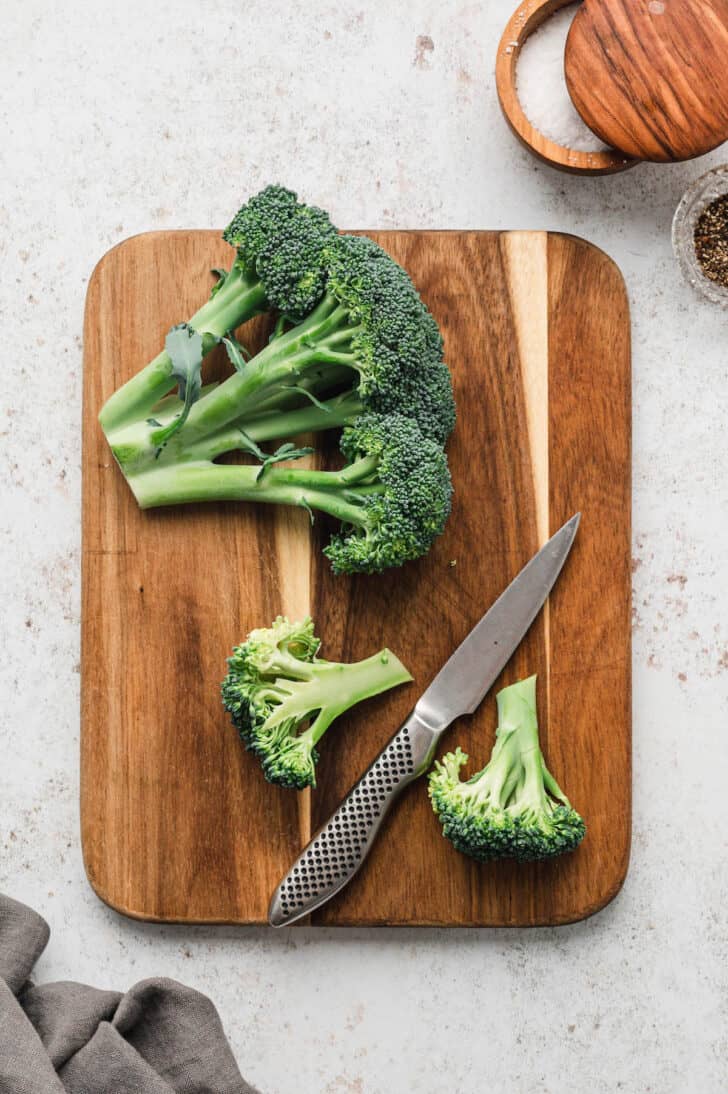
[495,0,639,176]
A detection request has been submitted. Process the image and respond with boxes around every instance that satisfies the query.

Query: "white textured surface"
[1,2,727,1092]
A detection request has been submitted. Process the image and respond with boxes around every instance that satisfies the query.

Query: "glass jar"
[672,165,728,306]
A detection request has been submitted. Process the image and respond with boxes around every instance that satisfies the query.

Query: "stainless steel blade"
[268,513,580,927]
[414,513,580,731]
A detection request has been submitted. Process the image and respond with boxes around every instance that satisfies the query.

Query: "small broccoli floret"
[223,184,337,319]
[222,616,412,789]
[323,413,453,574]
[428,676,585,863]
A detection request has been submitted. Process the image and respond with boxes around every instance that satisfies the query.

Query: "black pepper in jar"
[694,195,728,287]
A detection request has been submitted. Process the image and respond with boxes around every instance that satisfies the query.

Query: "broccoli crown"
[221,615,317,742]
[253,720,319,791]
[323,413,452,575]
[323,235,447,394]
[221,615,412,788]
[364,351,456,448]
[223,185,337,319]
[428,677,586,863]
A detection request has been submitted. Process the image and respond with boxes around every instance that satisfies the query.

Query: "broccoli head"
[428,676,585,863]
[223,184,337,319]
[323,413,453,574]
[222,616,412,789]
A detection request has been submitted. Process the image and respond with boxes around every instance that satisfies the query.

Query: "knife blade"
[268,513,580,927]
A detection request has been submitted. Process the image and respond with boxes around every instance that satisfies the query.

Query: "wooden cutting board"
[81,229,631,927]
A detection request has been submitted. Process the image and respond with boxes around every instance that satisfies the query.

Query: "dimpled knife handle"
[268,712,438,926]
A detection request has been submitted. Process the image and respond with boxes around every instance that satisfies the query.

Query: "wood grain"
[495,0,637,176]
[565,0,728,162]
[82,229,631,927]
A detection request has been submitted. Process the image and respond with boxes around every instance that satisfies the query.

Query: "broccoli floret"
[222,616,412,789]
[223,185,337,319]
[99,185,336,433]
[125,412,453,575]
[428,676,585,863]
[323,413,453,574]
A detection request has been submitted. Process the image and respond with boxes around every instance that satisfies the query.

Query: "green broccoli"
[123,413,452,575]
[428,676,585,862]
[98,184,337,434]
[222,616,412,789]
[99,189,455,574]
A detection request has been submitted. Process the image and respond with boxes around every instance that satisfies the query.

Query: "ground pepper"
[694,194,728,286]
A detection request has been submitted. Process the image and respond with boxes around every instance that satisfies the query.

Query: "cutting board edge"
[80,852,630,928]
[83,226,628,281]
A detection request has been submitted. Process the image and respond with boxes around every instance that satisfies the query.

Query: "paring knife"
[268,513,581,927]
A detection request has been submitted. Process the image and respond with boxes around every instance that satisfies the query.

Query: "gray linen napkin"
[0,894,259,1094]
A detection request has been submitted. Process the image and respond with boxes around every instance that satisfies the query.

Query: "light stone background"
[2,2,727,1092]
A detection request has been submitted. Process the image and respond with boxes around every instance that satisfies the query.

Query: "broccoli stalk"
[428,676,586,863]
[222,617,412,789]
[122,413,453,575]
[98,266,269,434]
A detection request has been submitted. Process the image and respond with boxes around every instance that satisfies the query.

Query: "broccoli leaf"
[290,386,332,412]
[299,497,315,524]
[210,268,228,298]
[167,323,204,404]
[223,335,252,373]
[237,430,313,481]
[269,314,291,342]
[256,443,314,481]
[151,325,204,447]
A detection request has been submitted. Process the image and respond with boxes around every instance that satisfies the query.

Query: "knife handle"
[268,711,440,926]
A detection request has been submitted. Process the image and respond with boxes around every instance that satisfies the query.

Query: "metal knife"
[268,513,580,927]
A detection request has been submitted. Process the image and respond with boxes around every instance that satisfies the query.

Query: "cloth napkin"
[0,893,259,1094]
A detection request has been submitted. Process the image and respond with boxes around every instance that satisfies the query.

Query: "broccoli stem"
[102,291,361,477]
[127,459,375,526]
[496,675,538,744]
[264,650,413,745]
[497,676,563,821]
[118,387,362,468]
[175,294,358,443]
[98,266,268,432]
[464,677,539,810]
[231,389,363,446]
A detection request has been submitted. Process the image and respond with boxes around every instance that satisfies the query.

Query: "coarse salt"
[516,5,610,153]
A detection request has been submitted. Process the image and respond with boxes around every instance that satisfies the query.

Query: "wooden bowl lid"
[564,0,728,162]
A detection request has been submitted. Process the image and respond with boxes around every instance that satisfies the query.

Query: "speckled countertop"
[2,2,727,1092]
